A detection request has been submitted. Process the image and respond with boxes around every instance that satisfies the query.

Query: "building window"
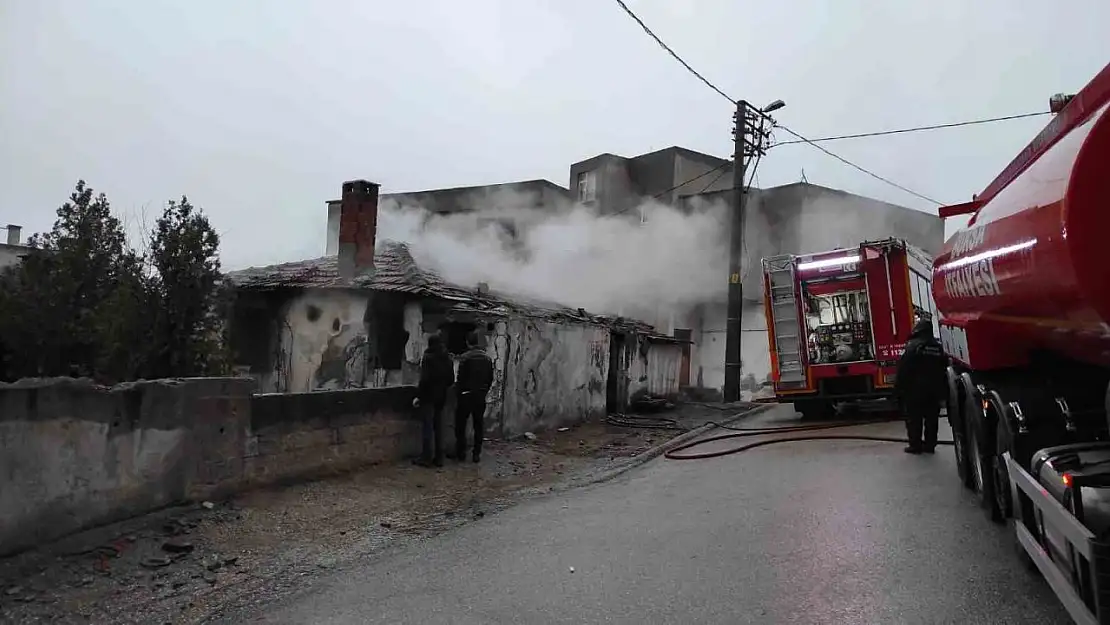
[577,171,596,203]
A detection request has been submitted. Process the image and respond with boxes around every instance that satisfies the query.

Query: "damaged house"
[225,180,684,438]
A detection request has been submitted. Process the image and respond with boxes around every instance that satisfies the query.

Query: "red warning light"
[1063,473,1073,487]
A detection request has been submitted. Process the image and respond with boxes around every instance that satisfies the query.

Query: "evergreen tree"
[147,196,224,378]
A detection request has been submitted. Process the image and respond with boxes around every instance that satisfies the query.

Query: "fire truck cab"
[762,238,935,418]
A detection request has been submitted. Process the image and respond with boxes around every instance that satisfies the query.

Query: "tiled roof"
[225,240,465,299]
[225,240,674,338]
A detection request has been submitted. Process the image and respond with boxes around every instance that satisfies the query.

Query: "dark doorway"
[607,332,629,413]
[440,321,478,355]
[674,329,692,387]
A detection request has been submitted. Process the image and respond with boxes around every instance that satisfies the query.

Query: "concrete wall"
[246,386,417,488]
[743,184,944,298]
[672,152,732,201]
[0,378,252,555]
[0,377,417,555]
[570,154,636,215]
[500,318,609,437]
[0,243,30,272]
[679,184,943,303]
[627,339,683,400]
[688,302,770,395]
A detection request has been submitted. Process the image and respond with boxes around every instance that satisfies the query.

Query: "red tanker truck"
[935,61,1110,624]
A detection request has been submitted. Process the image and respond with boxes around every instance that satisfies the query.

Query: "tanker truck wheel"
[965,388,1003,523]
[950,371,974,490]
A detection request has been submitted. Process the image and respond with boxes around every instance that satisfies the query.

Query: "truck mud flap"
[1006,452,1110,625]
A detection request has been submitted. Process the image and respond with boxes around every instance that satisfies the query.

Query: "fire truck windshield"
[804,289,874,365]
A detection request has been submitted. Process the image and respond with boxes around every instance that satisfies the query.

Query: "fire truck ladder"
[763,255,807,389]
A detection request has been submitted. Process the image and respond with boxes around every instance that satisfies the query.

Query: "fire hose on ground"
[607,412,955,461]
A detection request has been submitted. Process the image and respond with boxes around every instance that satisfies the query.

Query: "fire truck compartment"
[803,287,875,365]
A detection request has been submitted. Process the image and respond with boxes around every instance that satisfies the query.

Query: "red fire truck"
[935,61,1110,624]
[761,238,935,418]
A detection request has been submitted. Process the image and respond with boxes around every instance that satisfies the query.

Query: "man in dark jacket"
[895,318,948,454]
[413,334,454,467]
[453,331,494,463]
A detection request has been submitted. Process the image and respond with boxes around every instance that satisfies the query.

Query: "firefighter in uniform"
[895,317,948,454]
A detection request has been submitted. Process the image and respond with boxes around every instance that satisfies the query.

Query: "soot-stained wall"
[500,318,609,437]
[627,339,683,400]
[240,290,423,394]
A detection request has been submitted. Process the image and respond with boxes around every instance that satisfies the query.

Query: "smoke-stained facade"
[227,179,685,439]
[305,150,945,402]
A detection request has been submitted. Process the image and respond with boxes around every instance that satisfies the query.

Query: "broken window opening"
[229,295,278,373]
[441,321,478,355]
[366,292,408,370]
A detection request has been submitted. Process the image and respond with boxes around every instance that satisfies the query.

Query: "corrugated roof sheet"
[225,240,673,339]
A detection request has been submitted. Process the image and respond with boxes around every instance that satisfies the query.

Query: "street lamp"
[762,99,786,114]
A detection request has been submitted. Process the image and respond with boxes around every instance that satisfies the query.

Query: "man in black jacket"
[453,331,494,463]
[895,318,948,454]
[413,334,454,467]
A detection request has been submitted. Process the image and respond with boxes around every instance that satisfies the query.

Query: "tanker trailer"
[934,60,1110,624]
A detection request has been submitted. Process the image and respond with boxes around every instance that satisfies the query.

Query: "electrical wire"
[697,165,731,195]
[612,0,945,206]
[765,122,944,206]
[608,160,732,217]
[770,111,1052,146]
[655,160,732,199]
[612,0,733,103]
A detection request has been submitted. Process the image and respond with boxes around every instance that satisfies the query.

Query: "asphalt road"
[239,406,1072,625]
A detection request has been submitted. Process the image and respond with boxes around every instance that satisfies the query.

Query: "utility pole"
[723,100,750,403]
[723,98,782,402]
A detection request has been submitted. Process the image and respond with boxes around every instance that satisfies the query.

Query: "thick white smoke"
[375,189,729,323]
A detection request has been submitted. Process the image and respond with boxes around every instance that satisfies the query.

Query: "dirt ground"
[0,404,748,625]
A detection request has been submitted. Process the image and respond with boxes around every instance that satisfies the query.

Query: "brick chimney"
[337,180,380,282]
[5,224,20,246]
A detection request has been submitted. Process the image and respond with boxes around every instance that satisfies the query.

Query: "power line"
[613,0,733,102]
[698,166,731,195]
[770,123,944,205]
[611,0,944,206]
[770,111,1051,146]
[654,160,732,199]
[605,160,733,218]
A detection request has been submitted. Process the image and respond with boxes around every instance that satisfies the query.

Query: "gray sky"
[2,0,1108,270]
